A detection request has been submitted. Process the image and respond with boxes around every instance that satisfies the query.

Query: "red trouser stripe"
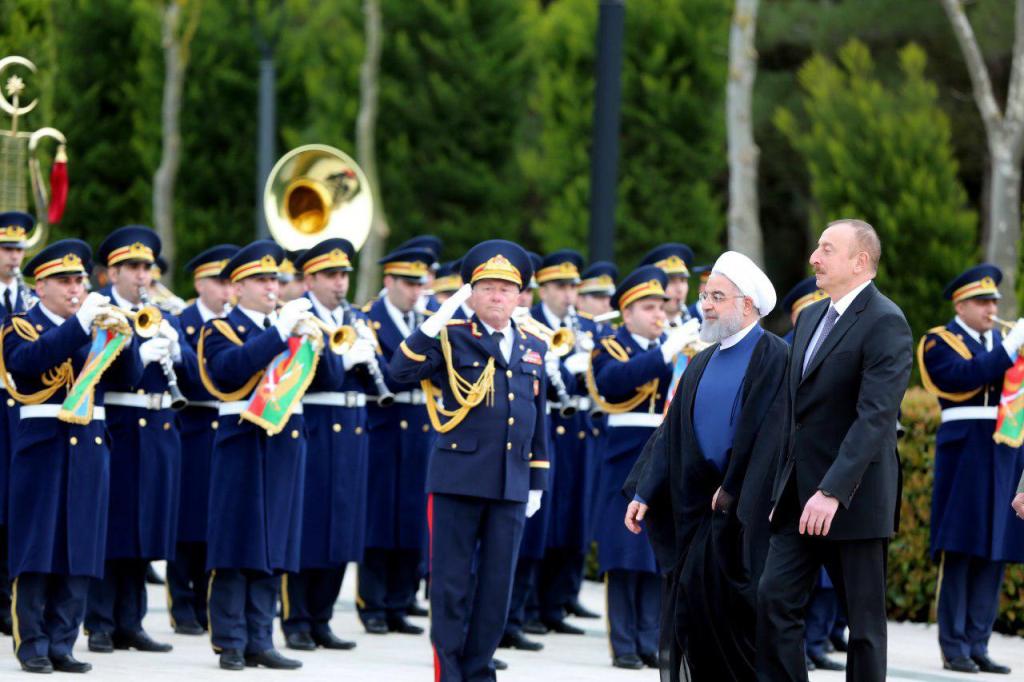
[428,493,441,682]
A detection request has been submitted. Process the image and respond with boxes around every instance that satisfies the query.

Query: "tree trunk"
[986,142,1023,307]
[726,0,763,265]
[355,0,388,305]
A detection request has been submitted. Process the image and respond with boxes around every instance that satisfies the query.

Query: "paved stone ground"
[3,562,1022,680]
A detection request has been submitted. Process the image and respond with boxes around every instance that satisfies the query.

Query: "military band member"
[200,240,313,670]
[641,243,695,328]
[432,259,464,305]
[919,264,1024,674]
[397,235,443,313]
[85,225,194,654]
[278,251,307,303]
[531,249,598,633]
[164,244,238,635]
[0,210,31,637]
[577,261,617,338]
[2,240,142,673]
[686,265,710,322]
[591,265,696,669]
[358,246,437,635]
[389,239,550,681]
[280,238,376,651]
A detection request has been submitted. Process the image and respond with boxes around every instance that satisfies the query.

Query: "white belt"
[392,390,427,405]
[218,400,303,416]
[187,400,219,409]
[21,404,105,420]
[546,396,592,414]
[105,391,172,410]
[303,391,367,408]
[607,412,663,429]
[940,406,998,423]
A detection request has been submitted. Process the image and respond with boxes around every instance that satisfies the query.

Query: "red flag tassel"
[48,144,69,224]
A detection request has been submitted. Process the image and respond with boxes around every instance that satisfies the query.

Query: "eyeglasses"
[698,291,746,305]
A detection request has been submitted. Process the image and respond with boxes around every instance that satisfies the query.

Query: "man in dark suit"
[757,219,912,682]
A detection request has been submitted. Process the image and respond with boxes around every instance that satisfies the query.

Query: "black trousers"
[165,541,208,629]
[537,547,584,624]
[282,564,346,636]
[757,504,888,682]
[84,558,148,636]
[357,548,421,624]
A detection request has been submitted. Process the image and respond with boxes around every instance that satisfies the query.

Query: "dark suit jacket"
[771,281,912,541]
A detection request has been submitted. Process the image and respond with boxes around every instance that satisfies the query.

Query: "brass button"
[138,418,147,427]
[507,417,515,425]
[473,361,480,367]
[35,324,43,331]
[94,436,103,445]
[237,325,246,333]
[400,419,409,430]
[506,442,512,450]
[5,398,13,407]
[451,442,458,449]
[422,424,430,432]
[186,325,195,335]
[137,388,146,395]
[508,392,514,401]
[211,420,219,430]
[291,429,299,439]
[163,422,171,431]
[519,344,525,350]
[333,423,342,432]
[556,425,566,436]
[355,426,363,435]
[506,370,513,378]
[592,428,600,436]
[528,452,534,459]
[69,436,78,446]
[578,430,586,439]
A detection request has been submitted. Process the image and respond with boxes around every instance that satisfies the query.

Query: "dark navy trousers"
[12,573,89,662]
[208,569,279,654]
[84,558,147,636]
[282,565,346,636]
[357,548,420,624]
[937,551,1005,661]
[165,541,208,630]
[606,569,659,659]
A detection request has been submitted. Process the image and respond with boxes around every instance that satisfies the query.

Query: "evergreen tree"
[775,41,977,338]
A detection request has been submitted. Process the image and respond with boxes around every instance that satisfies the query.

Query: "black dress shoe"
[972,654,1011,674]
[219,649,245,671]
[173,621,206,636]
[87,632,113,653]
[804,655,816,672]
[639,652,659,668]
[387,617,424,635]
[112,630,173,652]
[285,632,317,651]
[944,656,980,673]
[613,654,644,670]
[50,655,92,673]
[363,617,388,635]
[311,630,356,650]
[499,632,543,651]
[245,648,303,670]
[566,600,600,619]
[522,620,548,635]
[145,564,165,585]
[829,632,848,653]
[543,619,584,635]
[809,653,845,671]
[407,603,429,617]
[20,656,53,674]
[492,658,508,671]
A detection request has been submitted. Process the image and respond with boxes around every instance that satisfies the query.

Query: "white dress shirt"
[480,319,513,363]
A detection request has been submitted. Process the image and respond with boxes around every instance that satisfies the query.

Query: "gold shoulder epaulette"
[918,326,980,402]
[577,310,594,320]
[10,316,39,342]
[423,309,435,317]
[600,337,630,363]
[522,327,546,343]
[212,319,244,346]
[446,319,470,326]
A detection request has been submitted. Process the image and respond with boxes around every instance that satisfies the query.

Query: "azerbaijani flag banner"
[241,336,321,436]
[994,355,1024,447]
[58,327,131,425]
[663,352,689,416]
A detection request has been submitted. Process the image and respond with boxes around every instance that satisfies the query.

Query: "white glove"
[526,490,543,518]
[512,306,531,323]
[544,350,561,378]
[564,351,590,376]
[293,316,320,340]
[275,298,313,340]
[158,319,182,362]
[421,283,473,337]
[1003,318,1024,356]
[661,318,701,362]
[76,292,111,332]
[343,337,377,370]
[140,337,172,366]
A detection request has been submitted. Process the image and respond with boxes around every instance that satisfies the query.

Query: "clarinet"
[139,287,188,410]
[342,300,395,407]
[11,267,39,309]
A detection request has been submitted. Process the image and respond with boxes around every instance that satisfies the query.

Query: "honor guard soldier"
[396,235,443,313]
[640,243,695,327]
[389,239,550,682]
[199,240,316,670]
[358,246,438,635]
[85,225,194,654]
[0,211,32,637]
[433,259,463,306]
[591,265,697,669]
[2,240,143,673]
[577,261,618,338]
[164,244,239,635]
[280,238,376,652]
[919,264,1024,674]
[530,249,599,633]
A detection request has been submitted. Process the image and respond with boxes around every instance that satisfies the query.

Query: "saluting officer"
[2,240,142,673]
[358,246,438,635]
[641,243,695,328]
[591,265,696,670]
[919,264,1024,675]
[164,244,238,635]
[530,249,599,633]
[390,239,550,682]
[199,240,314,671]
[85,225,194,654]
[280,238,376,652]
[0,210,31,637]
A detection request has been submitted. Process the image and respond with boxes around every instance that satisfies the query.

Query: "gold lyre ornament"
[1,55,68,255]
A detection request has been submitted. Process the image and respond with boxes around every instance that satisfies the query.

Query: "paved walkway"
[4,563,1022,680]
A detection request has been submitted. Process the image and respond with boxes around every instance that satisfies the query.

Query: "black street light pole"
[588,0,625,263]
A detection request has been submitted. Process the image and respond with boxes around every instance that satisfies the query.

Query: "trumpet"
[92,303,164,338]
[341,300,395,407]
[513,311,577,417]
[567,305,595,354]
[137,287,188,410]
[991,315,1015,332]
[301,315,357,355]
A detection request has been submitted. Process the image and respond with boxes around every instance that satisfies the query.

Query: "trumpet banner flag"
[58,327,131,425]
[994,355,1024,447]
[241,336,320,436]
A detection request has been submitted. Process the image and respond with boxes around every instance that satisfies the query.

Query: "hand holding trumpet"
[989,315,1024,352]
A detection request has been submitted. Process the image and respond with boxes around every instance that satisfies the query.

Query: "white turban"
[711,251,777,317]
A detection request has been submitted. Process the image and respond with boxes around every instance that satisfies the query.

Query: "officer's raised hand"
[421,283,472,337]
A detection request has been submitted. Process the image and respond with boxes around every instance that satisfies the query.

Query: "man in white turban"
[624,251,790,681]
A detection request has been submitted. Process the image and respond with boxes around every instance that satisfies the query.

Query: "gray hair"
[827,218,881,272]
